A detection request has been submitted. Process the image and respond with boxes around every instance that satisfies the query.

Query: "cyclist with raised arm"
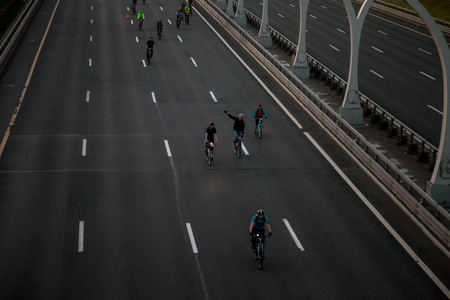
[252,104,267,135]
[204,122,218,160]
[249,209,272,251]
[156,18,163,38]
[224,110,245,151]
[145,37,155,64]
[137,11,145,30]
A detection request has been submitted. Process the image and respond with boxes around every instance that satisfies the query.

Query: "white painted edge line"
[131,20,134,25]
[89,58,92,67]
[86,91,90,103]
[420,71,436,80]
[160,6,163,11]
[277,13,284,18]
[177,35,183,42]
[151,92,157,103]
[371,46,383,53]
[89,35,93,42]
[142,60,147,67]
[370,69,384,78]
[377,29,387,35]
[329,45,340,52]
[78,221,84,252]
[283,219,305,251]
[190,57,198,67]
[337,28,346,34]
[302,131,450,298]
[136,36,139,43]
[241,142,249,155]
[209,91,218,102]
[164,140,172,157]
[320,5,327,9]
[168,19,172,25]
[419,48,432,55]
[289,3,295,7]
[195,9,303,130]
[427,105,443,115]
[310,14,317,19]
[82,139,87,156]
[186,223,198,253]
[90,19,93,24]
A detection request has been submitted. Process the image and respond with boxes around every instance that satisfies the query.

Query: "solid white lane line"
[78,221,84,252]
[164,140,172,157]
[337,28,346,34]
[241,142,249,155]
[278,13,285,18]
[186,223,199,253]
[209,91,218,102]
[329,45,340,51]
[177,35,183,42]
[82,139,87,156]
[370,70,384,78]
[86,91,90,103]
[90,35,92,42]
[195,6,303,131]
[310,14,317,19]
[289,3,295,7]
[89,58,92,66]
[419,48,432,55]
[160,6,163,11]
[190,57,198,67]
[168,19,172,25]
[427,105,443,115]
[377,30,387,35]
[371,46,384,53]
[135,37,139,43]
[320,5,327,9]
[131,20,134,25]
[303,131,450,299]
[151,92,157,103]
[142,60,146,67]
[283,219,305,251]
[420,71,436,80]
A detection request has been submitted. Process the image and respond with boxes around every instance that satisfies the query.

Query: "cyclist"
[145,37,155,64]
[224,110,245,150]
[156,18,163,37]
[188,0,193,15]
[131,0,137,14]
[180,1,186,12]
[252,104,267,135]
[249,209,272,251]
[137,11,145,29]
[204,122,218,160]
[184,5,190,22]
[176,10,183,27]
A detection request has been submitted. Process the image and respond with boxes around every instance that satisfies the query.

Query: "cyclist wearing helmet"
[224,110,245,149]
[205,122,217,160]
[249,209,272,250]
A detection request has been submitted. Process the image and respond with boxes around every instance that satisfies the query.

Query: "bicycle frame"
[253,233,268,269]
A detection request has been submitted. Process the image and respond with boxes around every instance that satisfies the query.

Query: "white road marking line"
[303,131,450,299]
[86,91,90,103]
[91,6,93,10]
[377,30,387,35]
[305,29,308,33]
[168,19,172,25]
[329,45,340,51]
[427,105,443,115]
[127,7,129,11]
[241,142,249,155]
[78,221,84,252]
[209,91,218,102]
[186,223,198,253]
[310,14,317,19]
[420,71,436,80]
[160,6,163,11]
[135,36,139,43]
[289,3,295,7]
[164,140,172,157]
[151,92,157,103]
[82,139,87,156]
[278,13,284,18]
[259,2,263,5]
[283,219,305,251]
[196,6,303,131]
[142,60,147,67]
[177,35,183,42]
[337,28,346,34]
[89,35,92,42]
[190,57,198,67]
[320,5,327,9]
[90,19,93,24]
[371,46,384,53]
[419,48,432,55]
[370,69,384,78]
[131,20,134,25]
[89,59,92,66]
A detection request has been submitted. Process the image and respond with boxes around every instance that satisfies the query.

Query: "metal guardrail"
[197,0,450,249]
[0,0,40,70]
[244,8,439,170]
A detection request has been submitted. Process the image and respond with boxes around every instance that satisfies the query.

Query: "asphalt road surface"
[244,0,446,147]
[0,0,449,299]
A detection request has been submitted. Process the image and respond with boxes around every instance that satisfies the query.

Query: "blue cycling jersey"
[252,215,269,230]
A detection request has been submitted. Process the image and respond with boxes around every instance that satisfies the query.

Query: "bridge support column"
[257,0,271,48]
[291,0,309,79]
[340,0,374,125]
[235,0,246,27]
[217,0,227,11]
[226,0,234,17]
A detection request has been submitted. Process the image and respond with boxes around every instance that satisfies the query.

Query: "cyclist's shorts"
[233,130,243,138]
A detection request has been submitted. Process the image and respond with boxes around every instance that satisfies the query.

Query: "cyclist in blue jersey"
[252,104,267,134]
[249,209,272,250]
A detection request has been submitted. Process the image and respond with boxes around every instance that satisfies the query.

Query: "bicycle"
[256,117,264,139]
[138,18,144,30]
[234,135,243,158]
[131,3,136,14]
[205,141,214,165]
[185,13,189,25]
[176,17,181,28]
[253,234,269,270]
[157,27,162,40]
[146,48,153,64]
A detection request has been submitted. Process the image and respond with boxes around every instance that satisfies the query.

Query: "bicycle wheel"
[258,247,263,269]
[258,124,262,139]
[147,50,151,64]
[207,148,211,165]
[238,142,242,159]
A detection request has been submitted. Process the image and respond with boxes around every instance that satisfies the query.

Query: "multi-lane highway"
[245,0,446,146]
[0,0,449,299]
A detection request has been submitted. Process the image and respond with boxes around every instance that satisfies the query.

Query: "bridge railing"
[197,0,450,249]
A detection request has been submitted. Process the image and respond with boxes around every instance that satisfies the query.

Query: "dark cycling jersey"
[205,127,217,142]
[227,113,245,133]
[156,21,163,29]
[146,40,155,49]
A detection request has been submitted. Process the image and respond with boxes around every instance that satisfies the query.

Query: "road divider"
[283,219,305,251]
[186,223,198,253]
